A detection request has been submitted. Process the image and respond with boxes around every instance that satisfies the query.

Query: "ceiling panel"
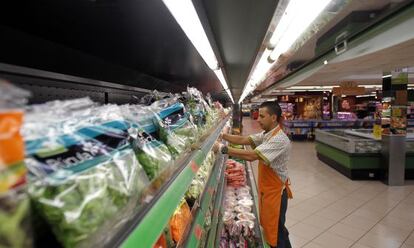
[0,0,223,95]
[201,0,279,101]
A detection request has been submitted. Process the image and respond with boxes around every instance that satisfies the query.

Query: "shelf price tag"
[207,187,214,196]
[190,161,199,173]
[194,224,203,240]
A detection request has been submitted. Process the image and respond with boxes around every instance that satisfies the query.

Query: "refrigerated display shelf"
[181,153,228,248]
[211,156,267,248]
[245,161,268,248]
[205,156,227,248]
[107,116,230,248]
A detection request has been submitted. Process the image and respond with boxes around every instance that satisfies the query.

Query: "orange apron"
[258,126,293,247]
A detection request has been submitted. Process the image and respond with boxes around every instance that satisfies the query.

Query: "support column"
[381,68,408,186]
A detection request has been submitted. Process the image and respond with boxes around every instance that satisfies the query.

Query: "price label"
[194,224,203,240]
[190,161,199,173]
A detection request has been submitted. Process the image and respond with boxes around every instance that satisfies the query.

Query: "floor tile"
[351,243,374,248]
[378,215,414,232]
[316,208,349,222]
[406,232,414,246]
[368,223,412,242]
[351,208,387,222]
[340,214,378,231]
[302,242,325,248]
[358,233,402,248]
[302,214,337,230]
[290,234,309,248]
[313,231,354,248]
[285,217,300,228]
[329,222,367,241]
[290,222,325,240]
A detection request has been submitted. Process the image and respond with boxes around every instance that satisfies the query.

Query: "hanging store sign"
[332,85,365,96]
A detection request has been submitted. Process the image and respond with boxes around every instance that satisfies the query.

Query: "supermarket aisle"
[242,117,414,248]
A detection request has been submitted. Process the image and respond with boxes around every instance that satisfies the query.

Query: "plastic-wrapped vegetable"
[0,80,33,248]
[120,105,173,180]
[24,101,150,248]
[151,99,198,157]
[153,233,167,248]
[169,199,191,243]
[183,87,209,135]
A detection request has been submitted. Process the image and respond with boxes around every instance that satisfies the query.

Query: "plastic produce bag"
[120,105,173,180]
[0,80,33,248]
[169,199,191,243]
[24,101,150,248]
[183,87,209,134]
[150,98,198,157]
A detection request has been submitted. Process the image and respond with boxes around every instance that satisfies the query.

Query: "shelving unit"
[181,153,228,248]
[117,117,230,248]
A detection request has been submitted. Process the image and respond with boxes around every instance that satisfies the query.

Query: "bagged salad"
[0,80,33,248]
[120,104,173,180]
[183,87,209,136]
[24,102,150,248]
[150,98,198,157]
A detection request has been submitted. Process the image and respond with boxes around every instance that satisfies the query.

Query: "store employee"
[214,101,292,248]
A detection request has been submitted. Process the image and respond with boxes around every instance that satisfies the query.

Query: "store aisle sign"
[332,82,365,96]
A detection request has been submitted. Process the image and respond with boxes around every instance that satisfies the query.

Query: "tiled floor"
[242,117,414,248]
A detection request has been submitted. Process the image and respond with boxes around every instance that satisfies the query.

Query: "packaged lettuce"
[24,102,150,248]
[120,105,173,180]
[150,99,198,157]
[185,151,215,207]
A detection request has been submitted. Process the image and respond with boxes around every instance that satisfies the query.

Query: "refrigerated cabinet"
[315,129,414,180]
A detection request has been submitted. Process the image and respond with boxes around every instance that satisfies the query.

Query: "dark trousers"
[270,189,291,248]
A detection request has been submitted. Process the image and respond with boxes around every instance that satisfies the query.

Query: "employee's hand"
[213,141,222,153]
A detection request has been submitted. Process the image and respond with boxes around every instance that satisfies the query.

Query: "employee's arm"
[227,147,259,161]
[213,142,259,161]
[221,133,252,145]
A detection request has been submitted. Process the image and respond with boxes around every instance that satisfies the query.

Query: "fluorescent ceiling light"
[269,0,331,61]
[250,49,273,82]
[162,0,218,70]
[214,69,235,103]
[225,88,235,103]
[214,69,229,90]
[239,0,332,103]
[163,0,235,102]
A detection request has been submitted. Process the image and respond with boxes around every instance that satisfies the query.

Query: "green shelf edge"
[184,154,226,247]
[121,117,229,248]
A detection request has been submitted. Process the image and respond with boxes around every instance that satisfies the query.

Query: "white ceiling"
[291,38,414,87]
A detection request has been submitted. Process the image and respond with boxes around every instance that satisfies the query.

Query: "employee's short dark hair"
[259,101,282,120]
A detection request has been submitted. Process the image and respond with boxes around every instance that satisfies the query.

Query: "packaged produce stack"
[8,84,227,248]
[185,151,216,208]
[24,100,151,248]
[0,80,33,248]
[220,159,257,247]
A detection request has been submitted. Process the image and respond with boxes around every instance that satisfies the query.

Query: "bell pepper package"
[0,80,33,248]
[120,104,173,180]
[150,99,198,157]
[169,199,191,243]
[23,102,150,248]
